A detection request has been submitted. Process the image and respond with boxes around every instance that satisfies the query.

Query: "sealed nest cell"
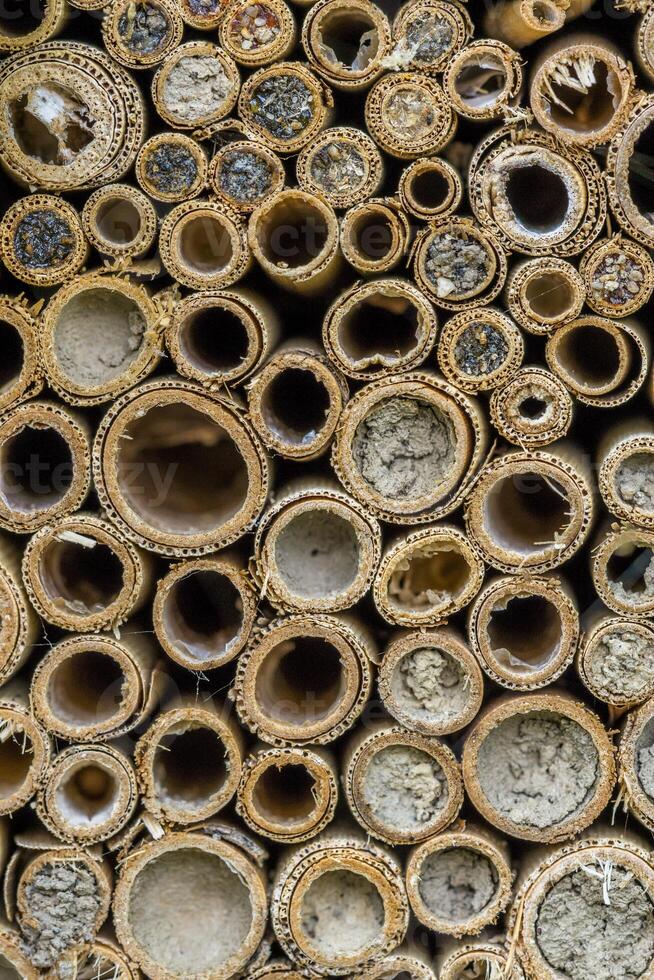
[136,132,208,203]
[296,126,383,208]
[436,307,524,393]
[152,41,240,128]
[462,692,615,843]
[388,0,472,74]
[0,194,87,287]
[239,61,333,153]
[442,40,523,121]
[301,0,392,90]
[211,139,285,212]
[102,0,184,69]
[578,614,654,708]
[606,93,654,248]
[413,216,507,310]
[220,0,296,66]
[365,71,455,158]
[617,696,654,832]
[598,423,654,528]
[178,0,227,29]
[580,235,654,317]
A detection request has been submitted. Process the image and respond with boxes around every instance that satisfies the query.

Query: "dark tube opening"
[163,569,243,662]
[261,368,330,445]
[0,424,73,513]
[179,306,250,375]
[40,538,124,614]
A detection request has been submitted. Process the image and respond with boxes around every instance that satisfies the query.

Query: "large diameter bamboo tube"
[301,0,392,90]
[342,722,463,844]
[405,824,513,937]
[464,444,595,573]
[233,613,374,745]
[618,696,654,832]
[135,698,244,824]
[0,400,91,534]
[93,377,270,556]
[577,613,654,708]
[271,827,409,975]
[237,743,338,843]
[0,297,42,413]
[252,482,381,613]
[332,372,488,524]
[512,835,654,980]
[378,628,483,736]
[22,513,153,633]
[461,692,615,843]
[0,536,38,686]
[113,829,268,980]
[248,190,341,295]
[153,553,257,670]
[598,421,654,528]
[30,631,158,742]
[0,681,51,816]
[16,848,112,972]
[591,522,654,619]
[467,574,579,690]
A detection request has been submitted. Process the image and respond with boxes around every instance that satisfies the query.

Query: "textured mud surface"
[310,142,366,195]
[145,143,198,195]
[587,630,654,699]
[274,509,360,598]
[609,548,654,605]
[454,321,509,377]
[301,870,384,957]
[219,149,273,203]
[362,744,448,830]
[477,711,598,828]
[426,232,490,299]
[20,862,102,969]
[250,75,315,139]
[590,253,645,307]
[536,867,654,980]
[385,89,436,139]
[616,452,654,512]
[228,3,280,51]
[14,210,75,269]
[418,847,498,922]
[391,647,471,725]
[163,56,234,122]
[352,396,456,499]
[118,2,169,55]
[406,12,454,62]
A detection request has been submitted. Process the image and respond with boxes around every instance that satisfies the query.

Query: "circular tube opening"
[525,271,575,320]
[55,761,120,828]
[255,637,346,726]
[300,870,384,958]
[554,323,623,391]
[484,472,570,555]
[487,594,562,673]
[0,321,24,394]
[95,198,142,246]
[547,60,618,135]
[273,509,360,600]
[0,0,47,36]
[338,292,419,365]
[179,306,250,376]
[47,650,126,728]
[505,165,569,233]
[256,199,328,269]
[350,211,393,261]
[153,725,227,810]
[252,762,317,826]
[163,569,244,663]
[178,216,235,275]
[261,369,330,446]
[0,425,72,513]
[410,169,450,210]
[39,538,124,615]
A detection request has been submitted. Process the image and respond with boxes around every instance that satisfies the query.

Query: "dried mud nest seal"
[152,41,240,129]
[296,126,384,209]
[210,139,285,212]
[238,61,333,154]
[342,724,464,844]
[580,235,654,318]
[220,0,296,67]
[617,696,654,832]
[578,616,654,708]
[102,0,184,69]
[378,627,484,736]
[0,195,87,288]
[413,217,507,310]
[599,430,654,528]
[461,693,616,843]
[364,71,455,159]
[136,132,208,203]
[388,0,472,75]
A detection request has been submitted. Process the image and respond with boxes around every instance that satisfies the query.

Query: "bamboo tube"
[340,198,410,275]
[398,157,463,221]
[580,236,654,318]
[388,0,472,74]
[513,835,654,980]
[134,697,244,824]
[0,0,67,51]
[271,826,408,975]
[153,554,257,669]
[93,377,270,556]
[469,127,606,256]
[0,297,41,413]
[530,36,635,148]
[378,627,483,736]
[16,849,112,972]
[606,94,654,248]
[618,697,654,832]
[136,132,208,203]
[233,613,374,745]
[159,198,251,290]
[546,315,632,399]
[406,824,513,937]
[296,127,383,208]
[210,140,285,213]
[252,482,381,612]
[238,62,334,154]
[0,536,39,686]
[489,366,574,447]
[236,743,338,842]
[246,342,348,459]
[505,257,585,334]
[577,614,654,708]
[332,372,488,524]
[443,40,523,121]
[0,925,39,979]
[373,525,485,627]
[436,938,525,980]
[22,512,152,633]
[167,287,279,387]
[101,0,184,69]
[590,522,654,619]
[46,933,142,980]
[464,444,595,574]
[467,574,579,690]
[36,742,138,845]
[0,400,91,534]
[220,0,296,66]
[81,184,157,259]
[484,0,594,48]
[178,0,227,29]
[0,194,87,287]
[113,829,268,980]
[365,71,455,158]
[436,307,524,393]
[30,631,158,742]
[636,6,654,83]
[343,722,464,844]
[413,216,508,310]
[358,945,436,980]
[151,41,240,128]
[248,189,341,295]
[0,681,51,817]
[42,273,162,407]
[322,278,437,379]
[0,41,145,191]
[461,692,615,843]
[598,420,654,528]
[301,0,392,90]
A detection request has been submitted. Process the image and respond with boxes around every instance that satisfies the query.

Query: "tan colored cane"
[101,0,184,70]
[296,127,384,208]
[159,198,251,291]
[443,40,523,121]
[398,157,463,221]
[0,297,42,413]
[220,0,296,66]
[0,925,39,979]
[388,0,472,74]
[178,0,228,29]
[0,0,67,51]
[598,420,654,528]
[0,535,39,685]
[483,0,592,48]
[136,133,209,203]
[210,140,285,213]
[340,198,410,275]
[578,614,654,709]
[81,184,157,260]
[0,194,87,287]
[580,236,654,318]
[489,366,574,447]
[0,681,51,817]
[45,933,142,980]
[301,0,392,90]
[436,938,525,980]
[505,257,585,334]
[436,307,524,393]
[590,522,654,620]
[365,71,455,158]
[238,62,334,154]
[606,94,654,249]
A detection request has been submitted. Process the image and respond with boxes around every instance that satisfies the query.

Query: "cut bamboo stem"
[159,198,251,290]
[489,366,574,447]
[365,71,455,158]
[436,306,524,393]
[577,613,654,708]
[210,140,285,213]
[505,257,585,334]
[590,522,654,619]
[136,132,209,203]
[0,297,42,414]
[388,0,472,74]
[598,419,654,528]
[101,0,184,69]
[302,0,392,90]
[0,535,39,686]
[0,681,51,816]
[238,62,334,154]
[296,126,383,208]
[580,236,654,318]
[219,0,296,66]
[340,198,410,275]
[398,156,463,221]
[81,184,157,260]
[0,194,87,287]
[443,40,523,120]
[151,41,240,128]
